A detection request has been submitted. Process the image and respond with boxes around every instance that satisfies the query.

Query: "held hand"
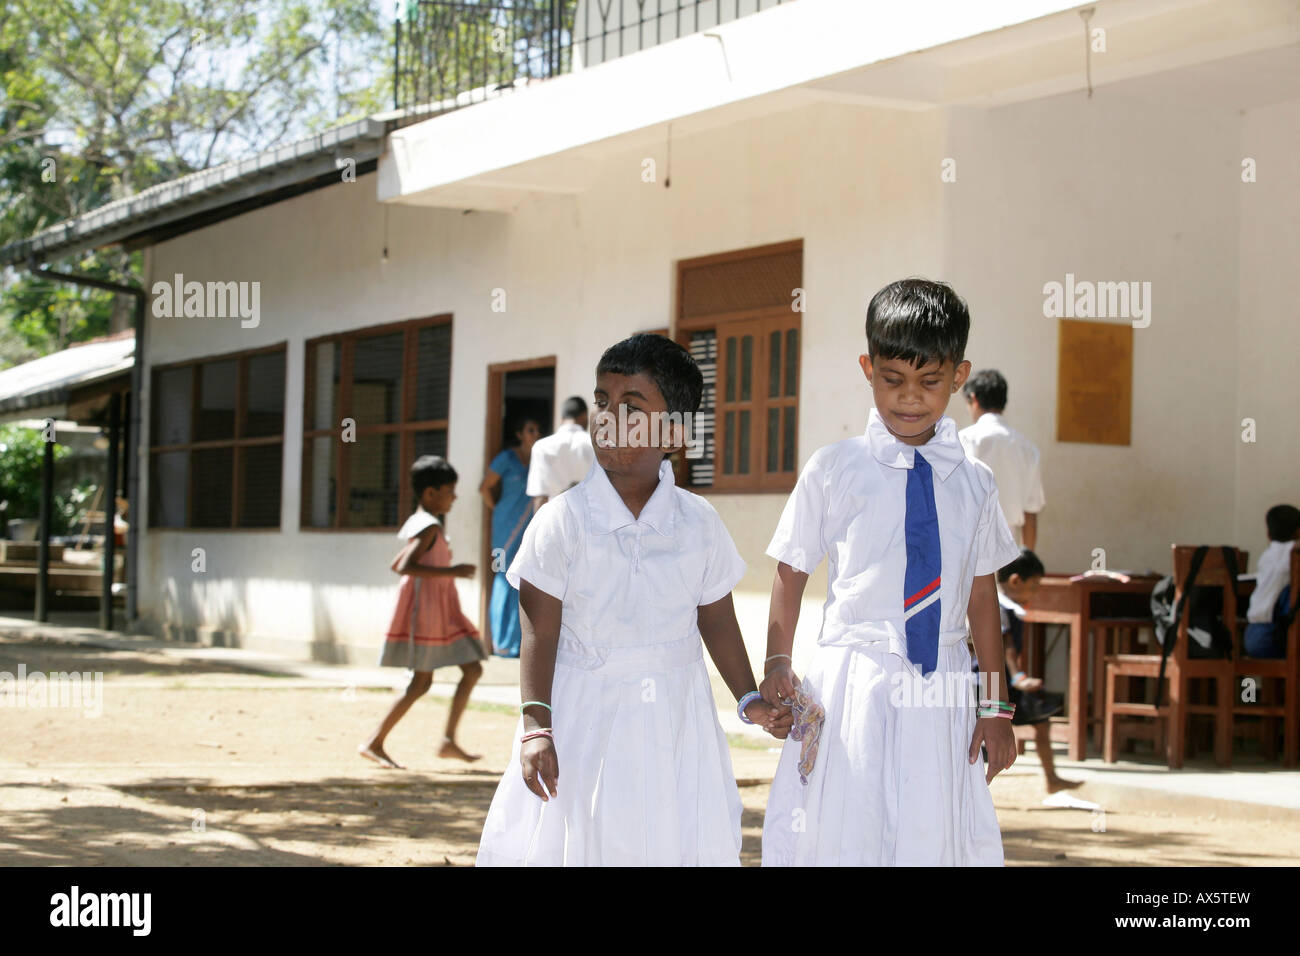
[969,717,1016,784]
[744,699,794,739]
[453,564,476,579]
[759,663,800,709]
[520,737,559,801]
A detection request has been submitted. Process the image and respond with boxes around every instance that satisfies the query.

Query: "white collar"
[557,421,585,434]
[865,408,966,480]
[996,588,1026,617]
[584,460,676,536]
[396,510,438,540]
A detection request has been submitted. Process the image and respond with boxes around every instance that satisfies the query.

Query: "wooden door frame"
[480,355,557,649]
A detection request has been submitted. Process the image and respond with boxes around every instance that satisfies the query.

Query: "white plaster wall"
[942,83,1246,576]
[140,77,1298,671]
[1235,98,1300,567]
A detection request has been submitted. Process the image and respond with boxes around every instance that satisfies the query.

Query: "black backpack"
[1151,546,1238,705]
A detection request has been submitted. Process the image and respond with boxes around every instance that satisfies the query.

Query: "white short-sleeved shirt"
[1247,539,1296,623]
[767,409,1019,663]
[525,422,595,498]
[507,459,746,650]
[958,412,1045,530]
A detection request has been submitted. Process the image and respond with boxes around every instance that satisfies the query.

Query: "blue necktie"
[904,452,941,675]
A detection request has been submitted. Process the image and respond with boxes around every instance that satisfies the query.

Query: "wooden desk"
[1020,574,1161,761]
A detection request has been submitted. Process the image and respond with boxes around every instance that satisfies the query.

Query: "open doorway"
[480,357,555,650]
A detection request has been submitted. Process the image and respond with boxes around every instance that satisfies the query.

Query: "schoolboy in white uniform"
[1244,504,1299,659]
[477,334,789,866]
[960,369,1045,550]
[761,278,1020,867]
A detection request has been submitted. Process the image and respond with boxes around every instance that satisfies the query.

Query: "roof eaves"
[1,116,389,268]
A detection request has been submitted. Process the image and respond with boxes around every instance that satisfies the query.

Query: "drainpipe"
[27,256,145,628]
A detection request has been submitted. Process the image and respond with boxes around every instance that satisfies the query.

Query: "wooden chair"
[1103,546,1243,768]
[1232,550,1299,766]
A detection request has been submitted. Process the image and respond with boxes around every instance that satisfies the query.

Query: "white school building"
[3,0,1297,677]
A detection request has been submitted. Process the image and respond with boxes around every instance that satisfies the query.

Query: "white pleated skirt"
[762,639,1004,866]
[476,634,743,867]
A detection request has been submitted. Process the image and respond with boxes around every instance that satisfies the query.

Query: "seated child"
[983,549,1079,794]
[1244,504,1299,659]
[476,333,789,866]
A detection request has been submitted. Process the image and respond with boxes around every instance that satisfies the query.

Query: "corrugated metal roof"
[0,333,134,418]
[1,117,390,268]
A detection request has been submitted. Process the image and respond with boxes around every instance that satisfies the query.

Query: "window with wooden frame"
[676,241,801,493]
[148,345,287,529]
[302,315,452,529]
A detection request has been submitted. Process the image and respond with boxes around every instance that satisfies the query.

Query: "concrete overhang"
[380,0,1299,211]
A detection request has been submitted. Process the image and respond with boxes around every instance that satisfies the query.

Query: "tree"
[0,0,391,367]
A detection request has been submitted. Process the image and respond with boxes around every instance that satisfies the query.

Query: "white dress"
[477,460,747,866]
[762,410,1019,866]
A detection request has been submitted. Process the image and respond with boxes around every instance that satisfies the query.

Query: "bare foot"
[1045,776,1084,793]
[359,744,404,769]
[438,738,481,762]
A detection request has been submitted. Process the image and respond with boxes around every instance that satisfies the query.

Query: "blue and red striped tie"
[904,452,941,675]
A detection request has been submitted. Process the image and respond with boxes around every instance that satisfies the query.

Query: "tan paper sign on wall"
[1057,319,1132,445]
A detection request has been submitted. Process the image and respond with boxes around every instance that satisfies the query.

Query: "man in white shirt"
[525,396,595,504]
[959,370,1046,550]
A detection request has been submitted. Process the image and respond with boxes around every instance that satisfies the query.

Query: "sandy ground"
[3,635,1299,866]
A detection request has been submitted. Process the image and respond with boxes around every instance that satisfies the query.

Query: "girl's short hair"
[412,455,457,497]
[866,277,970,368]
[596,333,703,416]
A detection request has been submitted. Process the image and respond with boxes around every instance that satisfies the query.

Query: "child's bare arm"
[967,573,1016,783]
[760,562,808,706]
[698,594,791,737]
[391,526,475,579]
[518,580,562,800]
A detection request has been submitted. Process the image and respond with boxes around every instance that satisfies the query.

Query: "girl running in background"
[360,456,485,769]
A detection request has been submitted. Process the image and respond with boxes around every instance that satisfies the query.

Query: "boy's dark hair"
[596,333,703,416]
[561,395,588,420]
[865,278,970,368]
[998,548,1046,583]
[1266,504,1300,542]
[962,368,1008,413]
[412,455,457,498]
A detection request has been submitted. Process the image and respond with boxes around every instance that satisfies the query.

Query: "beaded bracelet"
[737,690,763,724]
[977,700,1016,719]
[519,700,552,715]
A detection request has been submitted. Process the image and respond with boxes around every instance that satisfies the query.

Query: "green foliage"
[1,1,391,367]
[0,423,69,526]
[0,425,99,535]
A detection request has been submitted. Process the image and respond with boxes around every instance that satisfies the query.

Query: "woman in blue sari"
[479,417,541,657]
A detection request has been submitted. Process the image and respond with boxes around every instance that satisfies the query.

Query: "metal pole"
[27,259,146,626]
[35,430,53,623]
[101,392,121,631]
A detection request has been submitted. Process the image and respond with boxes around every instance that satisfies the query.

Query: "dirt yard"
[3,634,1298,866]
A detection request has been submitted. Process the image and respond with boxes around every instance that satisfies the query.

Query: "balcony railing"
[393,0,787,122]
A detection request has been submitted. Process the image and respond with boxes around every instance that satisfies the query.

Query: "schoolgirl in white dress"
[477,334,786,866]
